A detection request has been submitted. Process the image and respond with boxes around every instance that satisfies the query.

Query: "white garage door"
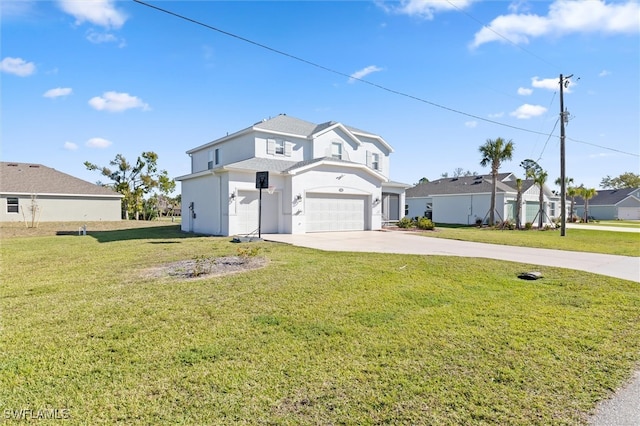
[237,190,279,234]
[306,193,367,232]
[618,207,640,220]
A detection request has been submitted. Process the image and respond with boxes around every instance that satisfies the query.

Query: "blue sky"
[2,0,639,193]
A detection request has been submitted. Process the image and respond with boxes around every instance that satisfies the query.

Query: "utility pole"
[559,73,572,237]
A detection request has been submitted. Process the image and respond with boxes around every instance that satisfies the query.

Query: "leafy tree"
[578,186,598,223]
[479,137,514,225]
[600,172,640,189]
[415,177,429,185]
[85,152,172,220]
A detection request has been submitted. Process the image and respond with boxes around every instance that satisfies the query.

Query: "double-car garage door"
[306,193,367,232]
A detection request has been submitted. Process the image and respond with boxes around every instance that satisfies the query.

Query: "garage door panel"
[306,194,366,232]
[618,207,640,220]
[237,191,278,234]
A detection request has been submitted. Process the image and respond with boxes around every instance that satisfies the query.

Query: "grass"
[1,222,639,424]
[413,225,640,257]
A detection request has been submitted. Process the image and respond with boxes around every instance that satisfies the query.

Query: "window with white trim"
[371,153,380,170]
[208,150,214,169]
[7,197,18,213]
[275,139,285,155]
[331,142,342,160]
[215,148,220,165]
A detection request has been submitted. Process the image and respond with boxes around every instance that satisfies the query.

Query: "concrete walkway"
[263,230,640,425]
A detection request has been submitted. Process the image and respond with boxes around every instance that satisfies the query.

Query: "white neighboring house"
[0,162,123,222]
[176,114,409,236]
[406,173,561,227]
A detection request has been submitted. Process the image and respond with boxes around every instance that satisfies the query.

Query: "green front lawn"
[1,224,639,424]
[414,225,640,257]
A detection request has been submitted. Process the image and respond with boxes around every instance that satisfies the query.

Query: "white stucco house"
[176,114,408,236]
[0,162,123,222]
[406,173,561,227]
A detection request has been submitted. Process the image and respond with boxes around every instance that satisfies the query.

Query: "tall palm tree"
[515,178,523,230]
[578,186,598,223]
[479,137,515,226]
[534,170,548,229]
[567,185,579,222]
[555,176,574,223]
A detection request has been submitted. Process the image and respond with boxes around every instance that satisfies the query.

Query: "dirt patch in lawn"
[142,256,268,281]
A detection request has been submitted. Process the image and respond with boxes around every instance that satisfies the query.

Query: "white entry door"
[306,193,367,232]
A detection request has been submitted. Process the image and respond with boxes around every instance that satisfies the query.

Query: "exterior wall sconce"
[230,191,236,200]
[373,197,381,205]
[295,194,302,202]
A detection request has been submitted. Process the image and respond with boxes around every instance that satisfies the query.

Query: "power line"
[133,0,639,158]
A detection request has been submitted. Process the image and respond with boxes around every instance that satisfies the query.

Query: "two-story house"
[176,114,408,236]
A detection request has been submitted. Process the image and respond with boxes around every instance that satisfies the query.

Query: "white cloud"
[86,29,125,47]
[380,0,475,20]
[510,104,547,119]
[471,0,640,48]
[58,0,127,29]
[86,137,112,149]
[349,65,383,83]
[88,91,150,112]
[0,57,35,76]
[517,87,533,95]
[599,70,611,77]
[64,141,78,151]
[44,87,72,98]
[465,120,478,128]
[532,75,577,93]
[488,112,504,118]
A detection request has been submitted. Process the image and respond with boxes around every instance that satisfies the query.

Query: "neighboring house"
[406,173,561,227]
[574,188,640,220]
[176,114,408,236]
[0,162,123,222]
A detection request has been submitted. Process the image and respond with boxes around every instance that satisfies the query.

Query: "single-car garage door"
[306,193,367,232]
[618,207,640,220]
[237,190,279,234]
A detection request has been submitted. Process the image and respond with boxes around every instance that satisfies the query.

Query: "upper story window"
[207,150,214,169]
[275,139,285,155]
[267,139,292,157]
[215,148,220,165]
[331,142,342,160]
[7,197,18,213]
[371,153,380,170]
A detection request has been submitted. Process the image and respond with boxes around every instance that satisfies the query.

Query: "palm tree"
[566,185,579,222]
[534,170,548,229]
[578,186,598,223]
[515,178,523,230]
[479,137,515,226]
[555,176,574,223]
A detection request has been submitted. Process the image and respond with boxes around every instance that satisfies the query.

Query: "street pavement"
[263,229,640,425]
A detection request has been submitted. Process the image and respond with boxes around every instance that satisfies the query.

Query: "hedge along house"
[574,188,640,220]
[176,114,409,236]
[405,173,561,227]
[0,162,123,223]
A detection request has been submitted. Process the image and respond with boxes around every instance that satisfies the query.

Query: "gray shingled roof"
[223,157,300,173]
[406,173,527,197]
[0,162,122,197]
[253,114,380,139]
[574,188,640,206]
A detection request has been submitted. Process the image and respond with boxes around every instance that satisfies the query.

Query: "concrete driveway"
[264,230,640,282]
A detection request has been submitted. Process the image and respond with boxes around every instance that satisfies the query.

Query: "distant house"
[176,114,409,236]
[0,162,123,222]
[574,188,640,220]
[406,173,561,227]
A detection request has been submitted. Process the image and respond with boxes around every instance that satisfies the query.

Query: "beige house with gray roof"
[0,162,123,222]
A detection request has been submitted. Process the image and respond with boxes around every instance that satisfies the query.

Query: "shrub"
[525,222,533,230]
[416,217,435,230]
[475,218,483,227]
[397,217,414,229]
[498,220,515,230]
